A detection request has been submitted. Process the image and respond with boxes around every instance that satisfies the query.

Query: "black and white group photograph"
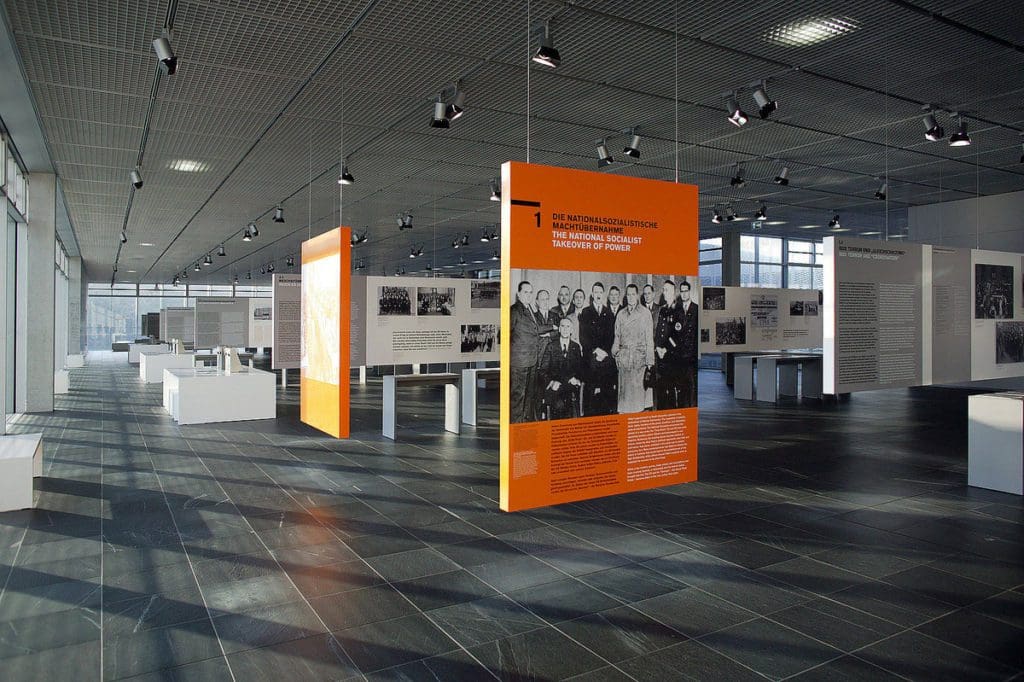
[471,281,501,309]
[790,300,804,316]
[975,264,1014,319]
[716,317,747,346]
[509,269,698,424]
[703,287,726,310]
[805,301,819,316]
[377,286,414,316]
[461,324,498,353]
[417,287,456,316]
[996,321,1024,364]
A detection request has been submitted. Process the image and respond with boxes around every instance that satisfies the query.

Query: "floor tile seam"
[528,610,648,681]
[133,416,239,682]
[238,455,499,678]
[774,651,913,681]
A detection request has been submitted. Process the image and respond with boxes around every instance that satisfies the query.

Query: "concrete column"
[22,172,56,412]
[721,232,742,287]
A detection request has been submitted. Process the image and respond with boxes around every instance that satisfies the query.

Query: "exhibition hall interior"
[2,0,1024,679]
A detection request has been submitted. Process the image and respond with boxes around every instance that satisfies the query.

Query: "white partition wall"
[699,286,822,354]
[194,297,248,348]
[164,307,195,344]
[272,274,301,370]
[248,297,273,348]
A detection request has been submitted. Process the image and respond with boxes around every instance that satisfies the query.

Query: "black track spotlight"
[755,204,767,220]
[397,213,414,230]
[267,262,275,273]
[623,130,641,159]
[460,233,470,247]
[217,243,226,257]
[242,227,252,242]
[596,140,614,168]
[532,21,561,68]
[203,253,213,266]
[273,206,284,223]
[233,274,239,285]
[445,83,466,121]
[773,166,790,186]
[489,178,501,202]
[480,229,491,243]
[249,221,259,238]
[120,229,127,244]
[397,266,406,275]
[752,83,778,119]
[922,110,945,142]
[260,265,266,275]
[726,95,748,127]
[949,114,971,147]
[430,98,449,128]
[459,255,466,266]
[194,262,201,272]
[730,165,746,188]
[828,213,841,229]
[130,168,144,189]
[152,35,177,75]
[874,179,888,201]
[338,164,355,185]
[286,256,295,267]
[180,269,188,280]
[711,207,723,224]
[452,238,461,250]
[351,230,368,246]
[491,250,499,261]
[245,271,251,280]
[725,205,738,221]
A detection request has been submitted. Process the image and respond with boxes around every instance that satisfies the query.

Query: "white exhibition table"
[461,367,500,426]
[162,367,276,425]
[968,392,1024,495]
[129,343,169,363]
[383,373,461,439]
[0,433,43,511]
[139,351,198,383]
[734,353,823,402]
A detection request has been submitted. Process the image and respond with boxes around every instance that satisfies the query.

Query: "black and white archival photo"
[461,324,498,353]
[790,300,804,316]
[471,281,500,309]
[804,301,819,316]
[703,287,726,310]
[716,317,747,346]
[508,268,698,424]
[377,286,414,316]
[975,264,1014,319]
[996,321,1024,364]
[417,287,456,316]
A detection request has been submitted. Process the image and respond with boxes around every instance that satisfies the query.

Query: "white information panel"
[272,274,301,370]
[357,276,499,366]
[699,286,822,354]
[248,298,273,349]
[163,307,195,344]
[194,297,248,348]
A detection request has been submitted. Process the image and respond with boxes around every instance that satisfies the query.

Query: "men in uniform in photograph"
[551,285,575,321]
[654,280,685,409]
[607,286,622,316]
[578,282,618,416]
[612,283,654,413]
[539,317,584,419]
[510,280,540,423]
[676,280,699,407]
[568,288,586,343]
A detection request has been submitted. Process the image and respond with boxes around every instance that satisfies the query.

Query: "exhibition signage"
[699,286,823,353]
[194,297,249,348]
[247,298,273,349]
[272,274,301,370]
[163,307,195,344]
[353,275,499,366]
[300,226,351,438]
[499,161,699,512]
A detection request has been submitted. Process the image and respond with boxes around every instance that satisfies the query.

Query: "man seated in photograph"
[578,282,618,416]
[539,317,584,419]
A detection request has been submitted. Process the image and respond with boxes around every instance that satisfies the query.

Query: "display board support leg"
[281,368,287,388]
[412,363,421,375]
[359,366,366,384]
[383,375,397,439]
[444,383,461,434]
[461,369,477,426]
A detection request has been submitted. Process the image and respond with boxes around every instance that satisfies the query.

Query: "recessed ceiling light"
[138,242,154,247]
[830,227,850,232]
[797,224,818,229]
[765,221,787,225]
[765,16,859,47]
[889,234,907,239]
[168,159,209,173]
[126,269,136,273]
[861,231,881,235]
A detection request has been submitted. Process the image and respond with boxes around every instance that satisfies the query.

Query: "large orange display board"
[300,226,351,438]
[500,162,699,511]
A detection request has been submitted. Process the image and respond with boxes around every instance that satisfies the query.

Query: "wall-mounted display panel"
[272,274,301,370]
[194,297,249,348]
[699,286,822,353]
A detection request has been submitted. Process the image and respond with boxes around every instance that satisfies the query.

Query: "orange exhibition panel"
[499,162,699,512]
[300,226,351,439]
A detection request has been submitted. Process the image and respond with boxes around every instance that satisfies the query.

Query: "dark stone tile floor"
[1,352,1022,680]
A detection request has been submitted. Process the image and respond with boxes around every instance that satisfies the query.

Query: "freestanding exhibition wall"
[300,226,351,438]
[500,161,699,512]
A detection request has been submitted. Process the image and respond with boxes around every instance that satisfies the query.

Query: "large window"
[739,235,823,289]
[786,239,824,289]
[698,237,722,285]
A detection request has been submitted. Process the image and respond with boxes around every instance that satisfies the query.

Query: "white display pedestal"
[54,369,70,394]
[129,343,169,363]
[756,355,824,402]
[461,368,500,425]
[734,355,757,400]
[66,354,84,368]
[139,352,197,383]
[968,392,1024,495]
[162,367,276,425]
[0,433,43,511]
[382,373,460,439]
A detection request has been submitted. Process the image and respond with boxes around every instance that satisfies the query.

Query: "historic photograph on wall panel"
[804,301,819,316]
[975,264,1014,319]
[461,324,499,353]
[996,321,1024,364]
[417,287,456,316]
[508,269,698,424]
[377,286,414,316]
[703,287,726,310]
[470,281,500,309]
[790,300,805,316]
[715,317,747,346]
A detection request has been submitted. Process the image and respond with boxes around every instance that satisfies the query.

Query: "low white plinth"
[968,392,1024,495]
[54,369,70,394]
[734,356,756,400]
[140,352,196,383]
[162,367,276,425]
[129,343,169,363]
[461,368,500,425]
[383,373,460,439]
[0,433,43,511]
[66,354,84,368]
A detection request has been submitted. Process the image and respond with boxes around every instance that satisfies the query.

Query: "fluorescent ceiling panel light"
[765,16,859,47]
